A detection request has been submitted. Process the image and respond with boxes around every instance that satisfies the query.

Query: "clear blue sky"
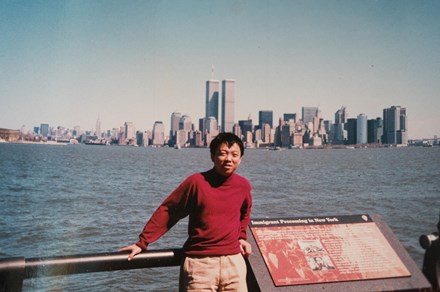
[1,0,439,139]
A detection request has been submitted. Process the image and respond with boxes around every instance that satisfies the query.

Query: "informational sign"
[249,214,411,287]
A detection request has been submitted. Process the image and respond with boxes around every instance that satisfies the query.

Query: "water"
[0,144,439,291]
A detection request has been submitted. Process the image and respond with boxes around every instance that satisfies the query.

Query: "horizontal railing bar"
[23,248,183,278]
[0,249,184,292]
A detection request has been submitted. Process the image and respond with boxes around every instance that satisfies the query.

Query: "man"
[120,133,252,291]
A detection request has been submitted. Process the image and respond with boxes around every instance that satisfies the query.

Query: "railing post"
[0,257,25,292]
[420,214,440,290]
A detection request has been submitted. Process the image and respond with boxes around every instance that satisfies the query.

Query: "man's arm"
[239,185,252,240]
[239,184,253,257]
[119,176,194,260]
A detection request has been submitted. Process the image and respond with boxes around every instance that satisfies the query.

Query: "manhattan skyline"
[1,0,439,139]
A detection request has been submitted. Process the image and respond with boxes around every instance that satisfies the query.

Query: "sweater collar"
[202,168,235,188]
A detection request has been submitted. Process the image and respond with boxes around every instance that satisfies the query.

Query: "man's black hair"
[209,133,244,157]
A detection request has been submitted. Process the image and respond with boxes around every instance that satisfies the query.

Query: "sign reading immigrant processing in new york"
[249,214,411,287]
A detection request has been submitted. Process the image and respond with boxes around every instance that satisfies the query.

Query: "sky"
[1,0,439,139]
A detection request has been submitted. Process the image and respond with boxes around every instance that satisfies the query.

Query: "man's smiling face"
[211,142,242,177]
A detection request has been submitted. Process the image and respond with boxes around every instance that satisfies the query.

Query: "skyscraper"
[179,115,192,131]
[313,109,323,135]
[345,118,357,145]
[221,79,235,133]
[232,123,241,138]
[281,119,295,147]
[356,114,367,144]
[238,118,253,142]
[262,123,271,143]
[136,131,144,147]
[259,110,273,129]
[283,113,296,123]
[170,112,181,137]
[176,130,188,147]
[152,121,165,146]
[330,123,347,145]
[96,116,101,138]
[205,117,218,133]
[383,106,408,145]
[124,122,135,140]
[367,118,383,144]
[40,123,49,137]
[302,107,318,125]
[199,118,206,133]
[206,80,219,122]
[335,106,348,124]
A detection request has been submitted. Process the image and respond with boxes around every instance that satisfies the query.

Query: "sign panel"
[249,214,411,287]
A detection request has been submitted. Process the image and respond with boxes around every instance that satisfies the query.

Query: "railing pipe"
[0,249,183,292]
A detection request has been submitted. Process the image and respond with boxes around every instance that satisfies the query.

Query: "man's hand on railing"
[119,244,142,261]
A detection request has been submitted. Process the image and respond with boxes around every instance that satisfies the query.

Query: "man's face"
[211,142,242,177]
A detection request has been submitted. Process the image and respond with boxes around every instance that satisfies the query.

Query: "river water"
[0,143,439,291]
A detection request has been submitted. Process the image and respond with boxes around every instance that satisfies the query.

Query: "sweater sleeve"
[239,182,252,241]
[136,176,194,250]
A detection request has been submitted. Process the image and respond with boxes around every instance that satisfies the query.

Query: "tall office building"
[283,113,296,123]
[345,118,357,145]
[176,130,188,147]
[313,109,323,135]
[232,123,241,138]
[199,118,206,133]
[330,123,347,144]
[194,131,204,147]
[239,118,253,141]
[40,123,49,137]
[96,116,101,138]
[206,80,219,122]
[238,120,252,135]
[170,112,181,137]
[259,110,273,129]
[124,122,135,140]
[367,118,383,144]
[383,106,408,145]
[221,79,235,133]
[281,119,295,147]
[205,117,218,133]
[356,114,368,144]
[262,123,271,143]
[335,106,348,124]
[179,115,192,131]
[302,107,318,125]
[152,121,165,146]
[136,131,144,147]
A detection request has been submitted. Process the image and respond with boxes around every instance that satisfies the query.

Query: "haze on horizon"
[1,0,439,139]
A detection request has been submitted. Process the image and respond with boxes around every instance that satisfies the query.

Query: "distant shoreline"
[1,140,430,150]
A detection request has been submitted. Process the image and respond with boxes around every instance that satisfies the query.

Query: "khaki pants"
[179,253,247,292]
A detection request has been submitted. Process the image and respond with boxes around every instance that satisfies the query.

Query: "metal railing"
[2,215,439,292]
[0,249,183,292]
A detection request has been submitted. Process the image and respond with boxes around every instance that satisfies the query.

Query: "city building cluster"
[1,78,423,148]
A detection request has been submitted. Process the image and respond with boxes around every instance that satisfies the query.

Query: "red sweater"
[136,168,252,256]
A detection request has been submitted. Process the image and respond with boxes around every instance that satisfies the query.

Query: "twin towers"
[205,79,235,133]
